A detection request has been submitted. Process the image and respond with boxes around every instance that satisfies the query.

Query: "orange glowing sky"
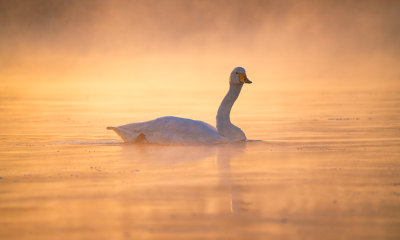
[1,0,399,92]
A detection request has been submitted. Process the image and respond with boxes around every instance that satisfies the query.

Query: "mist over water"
[1,0,400,92]
[1,1,400,239]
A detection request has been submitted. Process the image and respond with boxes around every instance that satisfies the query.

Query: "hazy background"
[1,0,400,93]
[1,3,400,238]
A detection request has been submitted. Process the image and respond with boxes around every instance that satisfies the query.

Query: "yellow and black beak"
[238,72,252,84]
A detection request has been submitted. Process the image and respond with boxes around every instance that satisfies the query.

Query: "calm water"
[1,86,400,239]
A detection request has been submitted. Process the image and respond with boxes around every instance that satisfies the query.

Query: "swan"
[107,67,252,145]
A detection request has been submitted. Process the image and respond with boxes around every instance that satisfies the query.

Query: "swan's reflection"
[119,143,217,164]
[118,142,248,213]
[216,143,249,213]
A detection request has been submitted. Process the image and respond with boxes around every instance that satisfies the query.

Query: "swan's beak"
[238,72,252,84]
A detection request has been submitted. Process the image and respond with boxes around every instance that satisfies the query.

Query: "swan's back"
[109,116,228,145]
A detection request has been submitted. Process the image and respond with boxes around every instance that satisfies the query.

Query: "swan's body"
[108,116,228,144]
[108,67,252,145]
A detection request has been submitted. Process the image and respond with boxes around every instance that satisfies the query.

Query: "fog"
[1,3,400,237]
[1,0,400,91]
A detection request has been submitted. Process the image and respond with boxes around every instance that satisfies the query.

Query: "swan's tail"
[106,126,143,143]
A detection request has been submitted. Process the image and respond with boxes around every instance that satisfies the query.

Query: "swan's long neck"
[216,84,245,140]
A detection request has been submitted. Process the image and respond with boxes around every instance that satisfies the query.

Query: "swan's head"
[230,67,252,85]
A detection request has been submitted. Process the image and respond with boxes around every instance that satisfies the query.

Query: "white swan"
[107,67,252,145]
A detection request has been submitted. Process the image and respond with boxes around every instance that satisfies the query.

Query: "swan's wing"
[148,117,227,144]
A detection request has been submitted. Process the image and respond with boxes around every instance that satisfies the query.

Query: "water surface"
[1,87,399,239]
